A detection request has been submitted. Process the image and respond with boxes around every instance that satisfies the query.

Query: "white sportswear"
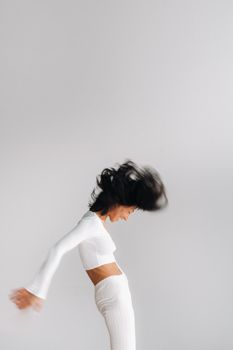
[24,210,118,299]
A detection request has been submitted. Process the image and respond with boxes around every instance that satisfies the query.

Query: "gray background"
[1,1,233,349]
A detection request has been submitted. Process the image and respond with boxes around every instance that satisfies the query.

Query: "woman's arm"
[22,217,94,300]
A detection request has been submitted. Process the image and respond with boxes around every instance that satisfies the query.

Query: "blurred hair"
[88,159,169,215]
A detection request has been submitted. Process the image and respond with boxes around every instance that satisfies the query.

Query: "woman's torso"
[83,213,123,285]
[78,210,124,285]
[86,262,123,286]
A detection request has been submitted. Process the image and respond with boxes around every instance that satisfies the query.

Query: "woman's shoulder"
[76,209,100,230]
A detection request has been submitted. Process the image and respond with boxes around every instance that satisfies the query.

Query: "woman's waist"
[85,262,124,286]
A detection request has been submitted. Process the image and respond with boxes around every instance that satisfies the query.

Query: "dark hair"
[88,159,168,215]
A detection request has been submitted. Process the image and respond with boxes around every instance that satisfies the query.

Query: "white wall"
[1,1,232,349]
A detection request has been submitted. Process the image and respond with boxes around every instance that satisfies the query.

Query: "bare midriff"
[86,262,123,286]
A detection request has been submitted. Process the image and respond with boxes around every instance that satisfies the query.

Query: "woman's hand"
[9,288,43,311]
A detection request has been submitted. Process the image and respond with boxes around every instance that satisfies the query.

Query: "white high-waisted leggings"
[94,273,136,350]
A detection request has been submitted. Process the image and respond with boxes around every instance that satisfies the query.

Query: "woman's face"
[107,205,136,222]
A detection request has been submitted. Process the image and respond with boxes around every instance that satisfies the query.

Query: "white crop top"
[24,210,118,299]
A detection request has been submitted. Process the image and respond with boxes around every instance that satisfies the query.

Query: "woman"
[9,159,168,350]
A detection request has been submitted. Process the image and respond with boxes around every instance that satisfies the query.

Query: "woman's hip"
[94,273,134,314]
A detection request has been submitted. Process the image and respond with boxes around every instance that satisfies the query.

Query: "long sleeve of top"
[24,214,97,300]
